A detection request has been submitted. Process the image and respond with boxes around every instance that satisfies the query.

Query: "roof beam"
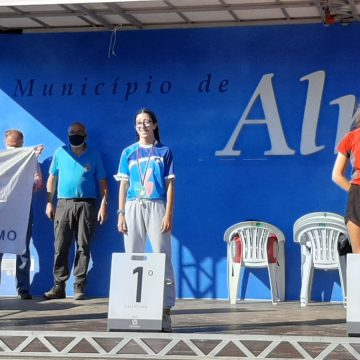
[348,0,359,21]
[218,0,241,22]
[61,4,98,26]
[105,2,143,28]
[113,2,317,14]
[312,0,327,21]
[72,4,113,29]
[163,0,192,24]
[0,0,153,5]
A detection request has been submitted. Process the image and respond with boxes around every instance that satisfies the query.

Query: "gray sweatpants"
[124,199,176,309]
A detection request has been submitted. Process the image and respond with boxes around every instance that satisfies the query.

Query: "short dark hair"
[68,122,87,134]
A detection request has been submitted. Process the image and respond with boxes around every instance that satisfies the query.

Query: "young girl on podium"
[116,108,176,332]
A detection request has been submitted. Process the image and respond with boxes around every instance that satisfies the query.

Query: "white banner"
[0,147,37,255]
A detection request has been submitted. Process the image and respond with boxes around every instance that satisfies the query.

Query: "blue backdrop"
[0,23,356,301]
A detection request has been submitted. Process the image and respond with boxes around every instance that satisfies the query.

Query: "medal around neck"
[139,186,146,198]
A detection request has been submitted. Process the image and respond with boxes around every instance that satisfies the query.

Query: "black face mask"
[69,134,86,147]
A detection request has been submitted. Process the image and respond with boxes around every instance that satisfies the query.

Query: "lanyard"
[136,143,154,188]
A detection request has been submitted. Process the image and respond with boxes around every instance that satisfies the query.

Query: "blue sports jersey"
[116,141,175,201]
[49,145,107,199]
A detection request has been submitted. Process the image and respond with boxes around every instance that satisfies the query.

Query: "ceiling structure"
[0,0,360,33]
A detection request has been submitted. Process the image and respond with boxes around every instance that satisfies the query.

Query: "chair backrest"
[224,221,285,267]
[293,212,348,245]
[297,224,343,269]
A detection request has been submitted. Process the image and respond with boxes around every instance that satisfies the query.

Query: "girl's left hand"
[161,214,172,233]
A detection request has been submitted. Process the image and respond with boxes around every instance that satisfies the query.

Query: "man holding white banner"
[0,130,44,299]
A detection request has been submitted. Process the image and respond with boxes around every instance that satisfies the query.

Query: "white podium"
[107,253,165,331]
[347,254,360,336]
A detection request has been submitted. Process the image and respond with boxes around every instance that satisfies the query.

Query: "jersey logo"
[154,157,162,164]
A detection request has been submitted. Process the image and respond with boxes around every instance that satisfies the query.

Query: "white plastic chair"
[224,221,286,305]
[293,212,348,307]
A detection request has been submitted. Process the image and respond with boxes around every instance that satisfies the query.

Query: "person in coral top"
[333,111,360,254]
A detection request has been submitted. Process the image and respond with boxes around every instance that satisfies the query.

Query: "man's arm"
[45,174,57,220]
[97,178,109,225]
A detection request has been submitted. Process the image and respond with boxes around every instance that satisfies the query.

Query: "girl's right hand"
[117,215,128,234]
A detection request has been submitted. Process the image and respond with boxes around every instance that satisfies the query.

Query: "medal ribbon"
[136,143,154,195]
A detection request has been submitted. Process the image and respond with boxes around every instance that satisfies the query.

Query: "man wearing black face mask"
[44,122,108,300]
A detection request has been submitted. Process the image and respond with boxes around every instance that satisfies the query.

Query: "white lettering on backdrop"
[215,71,357,157]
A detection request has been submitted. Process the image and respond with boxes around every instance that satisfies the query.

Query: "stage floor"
[0,297,359,359]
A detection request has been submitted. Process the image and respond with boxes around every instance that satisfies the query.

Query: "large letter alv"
[215,74,295,156]
[300,71,325,155]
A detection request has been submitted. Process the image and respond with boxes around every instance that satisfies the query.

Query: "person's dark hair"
[135,108,160,142]
[68,122,87,135]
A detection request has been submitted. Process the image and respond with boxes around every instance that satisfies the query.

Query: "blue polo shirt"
[49,145,106,199]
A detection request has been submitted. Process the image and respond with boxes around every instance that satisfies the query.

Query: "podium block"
[347,254,360,336]
[107,253,165,331]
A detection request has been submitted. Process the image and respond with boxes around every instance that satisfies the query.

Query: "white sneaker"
[162,313,172,333]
